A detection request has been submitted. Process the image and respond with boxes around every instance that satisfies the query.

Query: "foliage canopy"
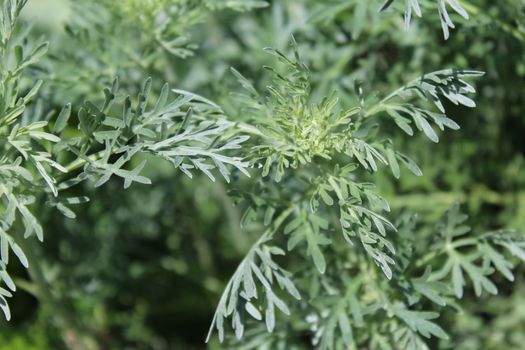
[1,0,524,349]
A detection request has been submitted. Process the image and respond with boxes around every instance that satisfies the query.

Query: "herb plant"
[1,0,524,349]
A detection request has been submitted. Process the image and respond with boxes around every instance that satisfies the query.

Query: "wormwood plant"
[204,41,525,348]
[0,0,249,321]
[1,0,524,349]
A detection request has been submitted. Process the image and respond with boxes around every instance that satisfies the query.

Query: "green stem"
[416,251,440,268]
[64,150,106,173]
[450,237,477,249]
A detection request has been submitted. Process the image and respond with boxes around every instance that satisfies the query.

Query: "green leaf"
[413,114,439,143]
[386,148,400,179]
[10,242,28,268]
[397,152,423,176]
[55,103,71,132]
[413,268,447,306]
[245,302,262,321]
[393,306,449,340]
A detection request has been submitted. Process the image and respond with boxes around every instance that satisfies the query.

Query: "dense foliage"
[1,0,524,349]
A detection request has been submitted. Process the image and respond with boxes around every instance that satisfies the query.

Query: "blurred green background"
[1,0,524,349]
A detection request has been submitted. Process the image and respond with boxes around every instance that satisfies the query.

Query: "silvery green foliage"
[379,0,469,39]
[2,1,524,349]
[206,40,525,349]
[0,0,56,320]
[308,0,469,40]
[0,0,249,320]
[60,78,249,186]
